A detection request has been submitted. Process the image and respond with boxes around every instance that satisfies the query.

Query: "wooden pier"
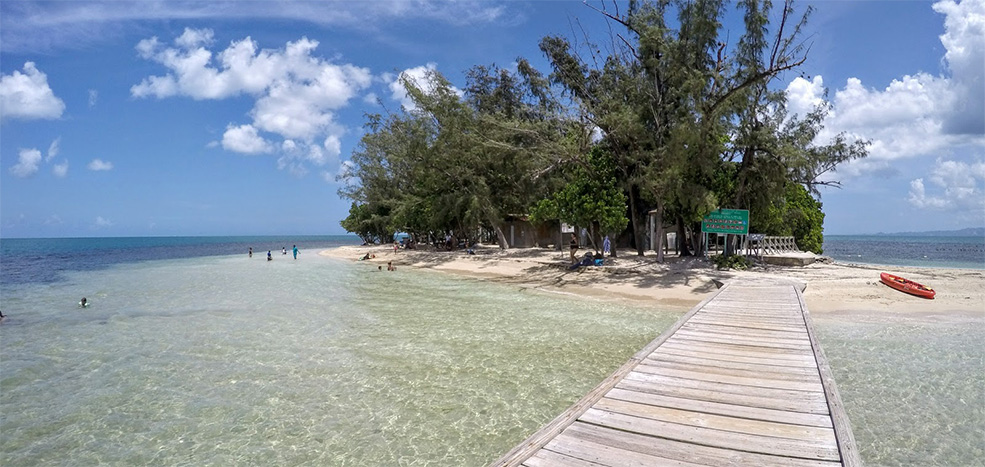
[492,282,860,466]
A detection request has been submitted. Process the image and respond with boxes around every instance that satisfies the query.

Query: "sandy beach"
[321,244,985,324]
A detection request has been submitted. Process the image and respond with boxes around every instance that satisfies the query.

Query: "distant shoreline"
[827,227,985,237]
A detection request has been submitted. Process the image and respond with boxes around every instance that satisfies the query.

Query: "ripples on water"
[3,239,983,465]
[823,235,985,269]
[815,316,985,465]
[1,253,679,465]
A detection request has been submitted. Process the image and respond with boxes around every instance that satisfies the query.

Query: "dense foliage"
[529,145,629,251]
[338,0,867,257]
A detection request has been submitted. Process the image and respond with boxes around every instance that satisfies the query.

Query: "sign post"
[701,209,750,256]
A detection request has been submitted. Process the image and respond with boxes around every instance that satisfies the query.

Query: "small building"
[502,215,557,248]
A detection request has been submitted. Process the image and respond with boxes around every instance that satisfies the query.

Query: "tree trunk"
[492,223,509,249]
[691,221,705,256]
[677,218,692,256]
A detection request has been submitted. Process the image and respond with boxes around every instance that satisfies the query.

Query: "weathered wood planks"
[492,283,860,467]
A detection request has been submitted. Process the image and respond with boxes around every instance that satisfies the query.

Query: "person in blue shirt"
[292,245,299,259]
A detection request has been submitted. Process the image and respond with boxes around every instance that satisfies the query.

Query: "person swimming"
[79,297,88,308]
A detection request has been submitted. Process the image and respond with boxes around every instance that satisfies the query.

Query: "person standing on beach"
[267,250,272,261]
[569,233,579,264]
[292,245,299,259]
[603,235,611,257]
[249,247,253,258]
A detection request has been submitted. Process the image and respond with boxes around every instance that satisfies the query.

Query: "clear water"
[2,237,983,465]
[1,243,677,465]
[823,235,985,270]
[815,314,985,466]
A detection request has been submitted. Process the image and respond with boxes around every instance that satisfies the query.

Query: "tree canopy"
[338,0,867,256]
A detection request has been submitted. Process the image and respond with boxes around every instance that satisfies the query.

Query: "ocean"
[1,236,982,465]
[823,234,985,270]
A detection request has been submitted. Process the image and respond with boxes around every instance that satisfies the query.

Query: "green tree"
[530,145,629,252]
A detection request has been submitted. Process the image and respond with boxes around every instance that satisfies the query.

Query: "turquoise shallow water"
[1,251,679,465]
[2,237,983,465]
[815,314,985,466]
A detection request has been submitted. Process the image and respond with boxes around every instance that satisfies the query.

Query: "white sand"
[321,244,985,323]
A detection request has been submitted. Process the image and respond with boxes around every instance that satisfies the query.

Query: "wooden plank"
[657,343,819,369]
[594,397,836,442]
[645,352,821,378]
[615,377,831,415]
[603,387,834,428]
[664,334,817,356]
[680,321,808,339]
[707,299,799,306]
[522,448,605,467]
[672,328,814,350]
[687,316,808,333]
[563,422,842,467]
[699,309,804,319]
[622,372,828,405]
[699,305,805,317]
[634,361,825,392]
[579,408,841,461]
[641,356,821,382]
[541,432,706,467]
[660,338,819,362]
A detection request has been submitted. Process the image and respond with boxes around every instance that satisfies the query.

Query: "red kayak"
[880,272,935,299]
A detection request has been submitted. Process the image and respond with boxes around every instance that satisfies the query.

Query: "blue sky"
[1,0,982,238]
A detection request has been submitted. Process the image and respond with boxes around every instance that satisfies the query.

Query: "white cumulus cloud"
[94,216,113,228]
[934,0,985,134]
[222,124,272,154]
[908,158,985,212]
[784,0,984,178]
[10,148,42,177]
[133,29,371,176]
[88,159,114,171]
[52,160,69,178]
[0,62,66,120]
[784,75,825,120]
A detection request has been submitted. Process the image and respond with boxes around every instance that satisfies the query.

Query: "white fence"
[745,235,800,258]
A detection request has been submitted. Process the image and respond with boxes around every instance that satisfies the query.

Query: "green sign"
[701,209,749,235]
